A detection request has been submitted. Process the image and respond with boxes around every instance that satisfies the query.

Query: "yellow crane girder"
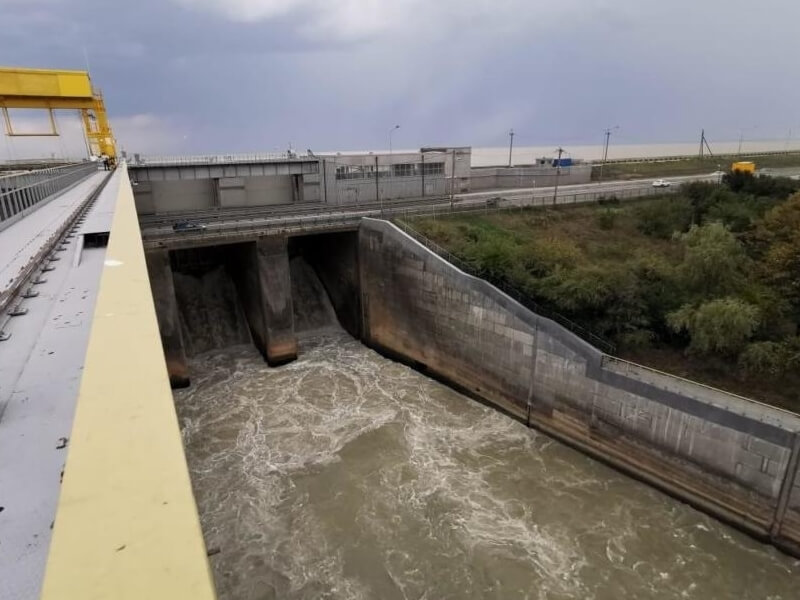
[0,66,116,159]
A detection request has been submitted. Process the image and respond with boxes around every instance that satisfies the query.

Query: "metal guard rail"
[128,152,313,166]
[0,162,98,227]
[394,220,617,354]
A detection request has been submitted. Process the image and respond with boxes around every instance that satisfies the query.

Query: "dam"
[6,160,800,599]
[146,216,800,598]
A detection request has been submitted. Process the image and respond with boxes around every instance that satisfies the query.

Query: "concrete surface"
[0,230,106,600]
[39,165,216,600]
[356,218,800,556]
[0,172,105,300]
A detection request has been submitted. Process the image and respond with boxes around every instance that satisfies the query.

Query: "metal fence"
[389,182,677,222]
[128,152,313,166]
[0,162,98,230]
[394,220,617,354]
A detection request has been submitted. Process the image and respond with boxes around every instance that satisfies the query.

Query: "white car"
[652,179,671,188]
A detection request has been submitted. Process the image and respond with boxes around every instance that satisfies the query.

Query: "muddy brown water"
[173,260,799,599]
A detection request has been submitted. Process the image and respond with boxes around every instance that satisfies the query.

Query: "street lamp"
[386,125,400,211]
[388,124,400,155]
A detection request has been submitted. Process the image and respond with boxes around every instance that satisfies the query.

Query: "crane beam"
[0,66,116,159]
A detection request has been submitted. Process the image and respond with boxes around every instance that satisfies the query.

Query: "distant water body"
[344,140,797,167]
[473,140,797,167]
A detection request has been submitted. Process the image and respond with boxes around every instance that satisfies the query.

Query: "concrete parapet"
[41,166,215,599]
[358,217,800,557]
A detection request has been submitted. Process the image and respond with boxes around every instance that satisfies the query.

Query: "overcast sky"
[2,0,799,157]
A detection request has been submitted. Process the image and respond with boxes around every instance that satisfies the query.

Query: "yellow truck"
[731,161,756,174]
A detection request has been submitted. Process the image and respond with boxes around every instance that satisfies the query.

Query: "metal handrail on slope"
[394,220,617,354]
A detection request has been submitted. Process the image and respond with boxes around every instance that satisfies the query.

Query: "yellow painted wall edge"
[40,166,216,600]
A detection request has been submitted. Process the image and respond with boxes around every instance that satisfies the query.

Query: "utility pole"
[375,155,381,215]
[598,126,618,184]
[388,125,399,205]
[553,147,564,205]
[450,148,456,208]
[699,129,705,159]
[508,128,515,167]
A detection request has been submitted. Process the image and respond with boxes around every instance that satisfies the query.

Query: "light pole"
[598,125,619,184]
[508,128,515,167]
[388,124,400,155]
[386,125,400,210]
[553,147,565,205]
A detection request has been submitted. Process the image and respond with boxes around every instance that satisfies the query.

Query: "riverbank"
[403,178,800,413]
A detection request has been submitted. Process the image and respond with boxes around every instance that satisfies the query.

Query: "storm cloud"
[1,0,798,157]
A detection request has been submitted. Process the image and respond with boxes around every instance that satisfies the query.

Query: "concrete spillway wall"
[146,220,800,556]
[357,218,800,556]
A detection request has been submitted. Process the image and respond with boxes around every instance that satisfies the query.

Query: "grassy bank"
[403,173,800,412]
[592,152,800,181]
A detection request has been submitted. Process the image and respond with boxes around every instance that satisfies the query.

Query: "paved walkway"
[0,170,111,600]
[0,172,105,298]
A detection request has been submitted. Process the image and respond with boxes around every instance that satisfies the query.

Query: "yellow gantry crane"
[0,66,116,159]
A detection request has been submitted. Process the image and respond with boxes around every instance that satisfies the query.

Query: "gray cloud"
[1,0,798,158]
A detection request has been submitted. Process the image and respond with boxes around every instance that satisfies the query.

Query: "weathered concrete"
[294,232,362,338]
[254,236,297,365]
[145,249,190,388]
[357,218,800,557]
[469,164,592,191]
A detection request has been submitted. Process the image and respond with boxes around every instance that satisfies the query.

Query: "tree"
[751,194,800,311]
[738,342,787,376]
[668,297,760,356]
[636,196,693,238]
[676,223,747,298]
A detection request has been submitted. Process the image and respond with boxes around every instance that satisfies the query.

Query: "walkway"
[0,171,105,299]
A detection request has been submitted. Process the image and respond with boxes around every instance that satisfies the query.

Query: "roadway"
[138,172,712,249]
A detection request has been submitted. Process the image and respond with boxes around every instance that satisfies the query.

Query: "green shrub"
[738,342,787,376]
[597,208,618,230]
[667,297,760,356]
[636,196,693,238]
[676,223,747,298]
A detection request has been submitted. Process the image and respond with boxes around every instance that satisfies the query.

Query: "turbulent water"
[173,263,799,599]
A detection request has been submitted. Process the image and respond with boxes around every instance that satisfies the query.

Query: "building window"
[421,162,444,176]
[335,165,367,180]
[392,163,416,177]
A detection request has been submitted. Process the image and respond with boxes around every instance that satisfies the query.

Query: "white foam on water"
[176,331,800,600]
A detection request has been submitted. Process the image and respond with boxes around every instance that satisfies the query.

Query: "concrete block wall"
[134,179,215,214]
[469,164,592,191]
[357,218,800,556]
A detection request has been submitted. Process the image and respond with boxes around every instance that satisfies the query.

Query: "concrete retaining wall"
[357,218,800,556]
[469,165,592,191]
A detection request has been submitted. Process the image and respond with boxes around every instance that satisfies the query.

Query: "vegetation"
[592,152,800,181]
[405,172,800,410]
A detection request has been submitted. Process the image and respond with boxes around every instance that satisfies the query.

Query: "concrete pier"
[145,249,190,388]
[254,236,297,365]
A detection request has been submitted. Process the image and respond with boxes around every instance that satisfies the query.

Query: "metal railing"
[394,220,617,354]
[128,152,314,166]
[141,181,675,249]
[0,162,98,229]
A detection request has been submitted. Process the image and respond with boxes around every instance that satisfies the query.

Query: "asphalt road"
[140,171,721,243]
